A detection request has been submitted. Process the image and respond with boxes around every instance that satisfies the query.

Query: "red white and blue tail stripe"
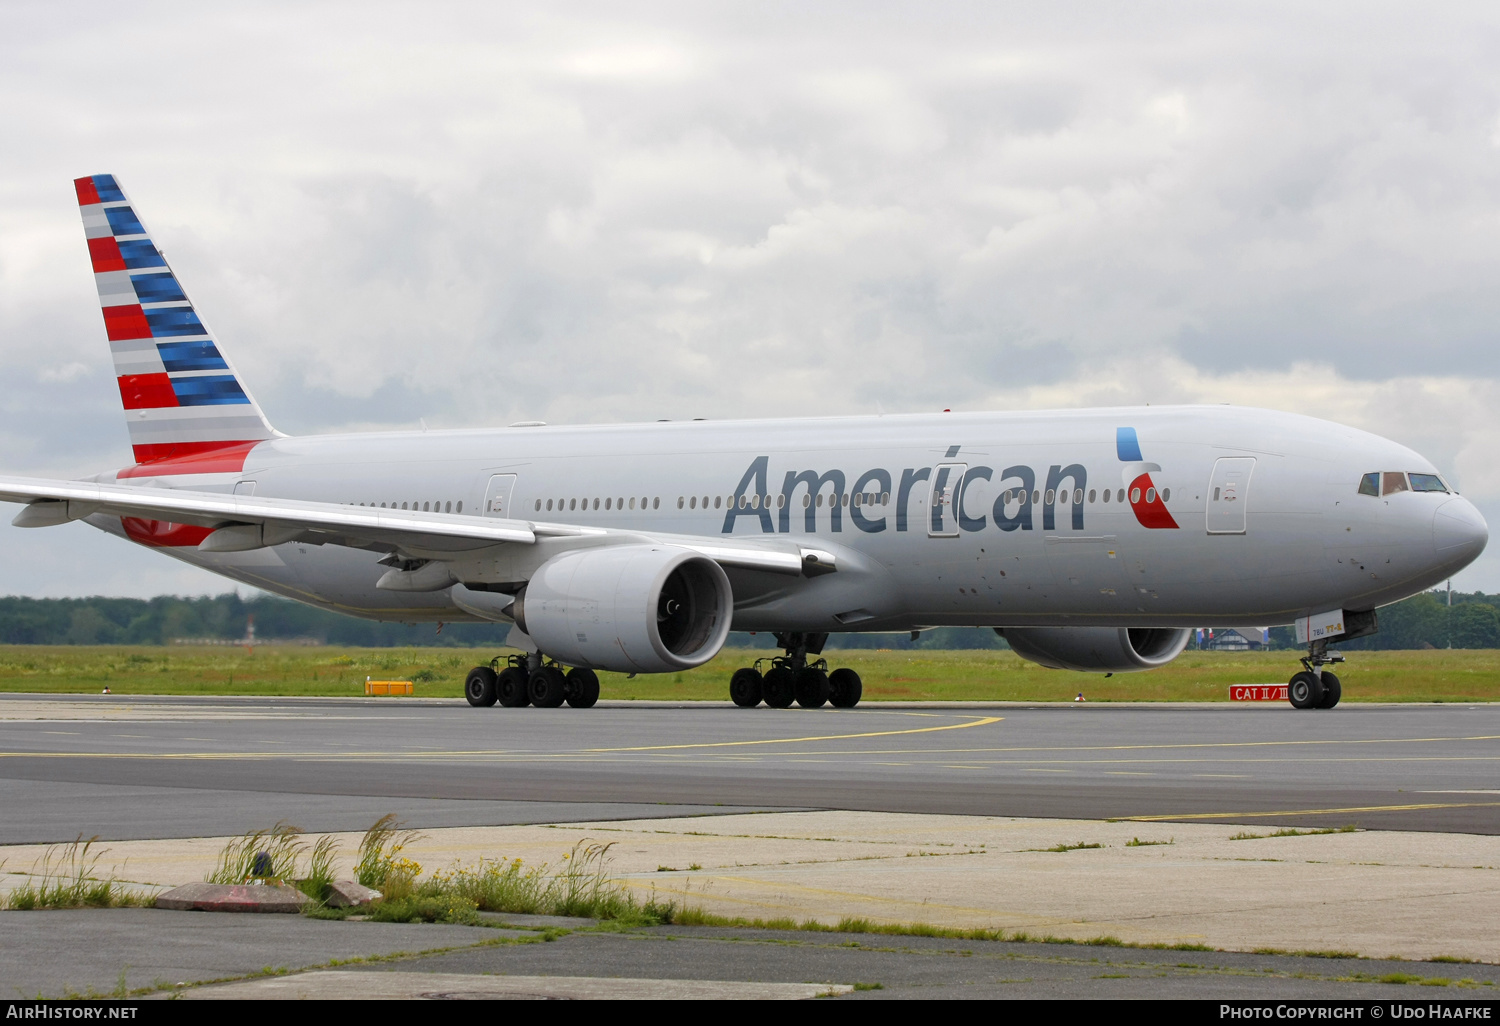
[75,174,277,476]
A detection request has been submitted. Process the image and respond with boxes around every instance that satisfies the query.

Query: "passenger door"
[927,462,967,537]
[482,474,518,518]
[1206,458,1256,535]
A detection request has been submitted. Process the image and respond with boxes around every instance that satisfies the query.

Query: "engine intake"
[996,627,1191,673]
[512,544,733,674]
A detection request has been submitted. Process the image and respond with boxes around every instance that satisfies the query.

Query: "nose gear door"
[1206,457,1255,535]
[483,474,518,518]
[927,463,967,537]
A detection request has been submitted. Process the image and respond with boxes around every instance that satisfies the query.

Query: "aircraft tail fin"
[74,174,278,473]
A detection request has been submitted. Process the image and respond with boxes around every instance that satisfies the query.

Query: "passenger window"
[402,502,408,510]
[1101,489,1110,503]
[630,497,637,510]
[1145,487,1156,503]
[1212,487,1220,501]
[714,496,721,509]
[1382,472,1409,496]
[1409,473,1448,493]
[689,496,697,509]
[653,497,660,509]
[456,501,462,513]
[803,495,811,508]
[1088,489,1096,503]
[1162,488,1170,502]
[1130,488,1140,504]
[1358,473,1379,496]
[1045,489,1055,505]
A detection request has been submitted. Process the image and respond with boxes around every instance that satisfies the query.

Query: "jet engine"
[510,544,733,674]
[995,627,1191,673]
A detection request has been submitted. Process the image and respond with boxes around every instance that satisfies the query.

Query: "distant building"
[1196,627,1270,651]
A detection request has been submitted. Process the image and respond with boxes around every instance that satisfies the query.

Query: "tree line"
[0,589,1493,650]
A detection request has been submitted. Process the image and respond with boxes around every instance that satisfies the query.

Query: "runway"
[1,694,1497,842]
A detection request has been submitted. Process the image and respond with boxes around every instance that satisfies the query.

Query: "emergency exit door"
[1205,457,1255,535]
[483,474,518,518]
[927,463,967,537]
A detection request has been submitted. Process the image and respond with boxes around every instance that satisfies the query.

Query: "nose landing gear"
[728,632,864,709]
[1288,640,1343,710]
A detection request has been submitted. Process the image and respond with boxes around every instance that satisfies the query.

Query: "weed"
[851,982,884,991]
[1430,956,1478,964]
[354,814,424,889]
[206,822,306,884]
[298,835,338,903]
[1231,826,1359,841]
[3,837,148,910]
[356,838,675,927]
[1038,842,1104,852]
[1125,837,1173,847]
[687,864,702,871]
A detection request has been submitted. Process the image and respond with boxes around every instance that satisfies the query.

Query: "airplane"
[0,175,1488,712]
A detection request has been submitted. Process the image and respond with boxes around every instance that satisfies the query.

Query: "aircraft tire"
[762,667,795,708]
[530,666,568,708]
[565,668,600,708]
[730,667,763,707]
[497,666,530,707]
[1317,671,1342,709]
[1287,670,1325,710]
[793,667,830,708]
[828,668,862,708]
[464,666,498,707]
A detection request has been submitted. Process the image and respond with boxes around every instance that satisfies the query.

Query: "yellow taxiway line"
[586,715,1003,752]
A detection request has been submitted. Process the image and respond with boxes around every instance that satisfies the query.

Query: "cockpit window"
[1382,472,1409,496]
[1409,473,1448,493]
[1358,473,1379,496]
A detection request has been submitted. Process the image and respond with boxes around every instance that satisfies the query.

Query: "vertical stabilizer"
[75,174,278,474]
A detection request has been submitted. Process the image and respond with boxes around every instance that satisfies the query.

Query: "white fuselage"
[89,404,1487,634]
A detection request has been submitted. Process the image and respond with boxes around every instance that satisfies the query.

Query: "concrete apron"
[1,811,1495,962]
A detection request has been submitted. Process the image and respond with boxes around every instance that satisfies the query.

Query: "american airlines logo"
[720,428,1179,535]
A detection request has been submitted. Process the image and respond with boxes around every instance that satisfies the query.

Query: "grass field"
[0,645,1496,703]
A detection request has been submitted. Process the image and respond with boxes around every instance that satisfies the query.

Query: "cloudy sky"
[3,2,1500,596]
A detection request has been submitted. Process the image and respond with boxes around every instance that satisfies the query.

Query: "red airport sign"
[1229,684,1288,702]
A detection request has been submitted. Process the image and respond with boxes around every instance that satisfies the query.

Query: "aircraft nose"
[1433,497,1488,568]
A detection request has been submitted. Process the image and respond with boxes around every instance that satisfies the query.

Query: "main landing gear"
[729,632,863,709]
[1287,639,1342,710]
[465,654,599,710]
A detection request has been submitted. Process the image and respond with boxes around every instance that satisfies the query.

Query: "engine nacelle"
[512,544,733,674]
[996,627,1191,673]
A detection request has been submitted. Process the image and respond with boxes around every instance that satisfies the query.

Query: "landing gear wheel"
[730,667,763,707]
[762,667,795,708]
[464,666,497,707]
[794,667,830,708]
[828,668,862,708]
[565,668,600,708]
[529,666,567,708]
[1288,670,1326,710]
[1316,671,1341,709]
[497,666,530,707]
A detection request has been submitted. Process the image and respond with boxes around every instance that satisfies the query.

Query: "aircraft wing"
[0,475,823,577]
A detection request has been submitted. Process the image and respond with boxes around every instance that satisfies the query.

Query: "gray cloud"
[3,2,1500,593]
